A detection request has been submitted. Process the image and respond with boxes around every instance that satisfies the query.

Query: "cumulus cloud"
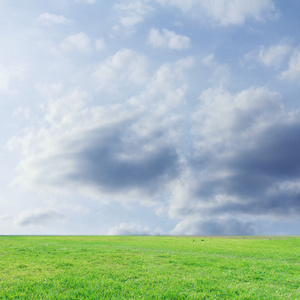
[144,56,195,108]
[38,13,71,25]
[12,104,180,200]
[156,0,278,26]
[9,55,194,204]
[108,222,160,235]
[61,32,91,52]
[112,0,152,35]
[93,48,149,90]
[148,28,191,50]
[201,0,277,26]
[245,43,300,81]
[14,209,64,226]
[257,43,291,68]
[168,87,300,227]
[281,48,300,80]
[245,42,291,69]
[9,35,300,235]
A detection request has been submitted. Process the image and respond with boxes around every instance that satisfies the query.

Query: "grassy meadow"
[0,236,299,299]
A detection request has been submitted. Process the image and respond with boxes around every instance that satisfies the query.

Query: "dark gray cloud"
[189,119,300,219]
[212,194,300,216]
[231,122,300,178]
[18,115,180,199]
[70,126,180,194]
[164,87,300,236]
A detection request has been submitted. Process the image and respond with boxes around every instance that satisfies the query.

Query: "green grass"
[0,236,299,299]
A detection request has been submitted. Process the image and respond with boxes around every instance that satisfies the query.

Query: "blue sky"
[1,0,300,235]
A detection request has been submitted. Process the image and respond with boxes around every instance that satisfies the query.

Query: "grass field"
[0,236,299,299]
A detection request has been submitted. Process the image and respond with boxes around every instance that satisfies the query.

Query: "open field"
[0,236,299,299]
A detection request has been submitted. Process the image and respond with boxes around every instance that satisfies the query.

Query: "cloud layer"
[156,0,277,26]
[2,0,300,235]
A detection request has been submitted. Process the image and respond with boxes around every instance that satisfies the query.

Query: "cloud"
[245,42,300,81]
[38,13,71,25]
[13,110,180,199]
[68,125,180,195]
[245,42,292,69]
[8,52,196,209]
[257,43,291,68]
[9,21,300,236]
[168,87,300,226]
[156,0,278,26]
[93,48,149,90]
[171,218,256,236]
[0,64,25,94]
[0,214,13,222]
[112,0,152,35]
[281,48,300,81]
[201,0,278,26]
[61,32,91,52]
[148,28,191,50]
[9,76,184,203]
[75,0,97,4]
[14,209,64,226]
[108,222,153,235]
[144,56,195,108]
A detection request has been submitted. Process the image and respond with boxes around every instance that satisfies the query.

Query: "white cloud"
[245,42,292,69]
[113,0,152,35]
[108,222,162,235]
[144,56,194,109]
[93,48,149,90]
[201,0,277,26]
[156,0,277,26]
[192,87,283,151]
[61,32,91,52]
[75,0,97,4]
[0,64,25,94]
[245,43,300,81]
[281,49,300,81]
[258,43,291,68]
[148,28,191,50]
[38,13,71,25]
[14,209,64,226]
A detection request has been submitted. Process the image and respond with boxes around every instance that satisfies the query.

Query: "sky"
[1,0,300,235]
